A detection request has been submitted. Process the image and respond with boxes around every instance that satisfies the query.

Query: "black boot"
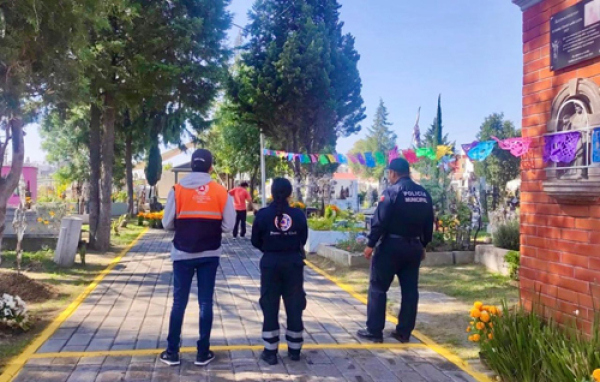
[288,350,301,361]
[357,329,383,343]
[391,331,410,343]
[260,351,278,365]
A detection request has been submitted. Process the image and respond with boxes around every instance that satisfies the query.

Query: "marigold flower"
[472,334,481,342]
[473,301,483,310]
[489,306,498,315]
[488,322,494,328]
[476,322,485,331]
[43,220,49,225]
[466,327,471,333]
[49,211,55,217]
[488,333,493,340]
[593,369,600,382]
[469,321,475,326]
[470,308,481,318]
[480,311,491,323]
[37,218,43,223]
[468,335,473,342]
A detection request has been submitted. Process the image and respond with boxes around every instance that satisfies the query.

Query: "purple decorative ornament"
[462,141,479,154]
[543,132,581,163]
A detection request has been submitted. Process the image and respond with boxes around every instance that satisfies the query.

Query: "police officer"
[251,178,308,365]
[357,158,434,343]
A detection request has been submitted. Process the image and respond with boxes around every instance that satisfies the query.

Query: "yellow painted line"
[0,228,149,382]
[26,342,427,361]
[303,259,492,382]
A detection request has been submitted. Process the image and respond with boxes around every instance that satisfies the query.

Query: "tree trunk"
[88,103,102,249]
[96,92,116,251]
[0,117,25,262]
[125,129,134,217]
[250,165,259,203]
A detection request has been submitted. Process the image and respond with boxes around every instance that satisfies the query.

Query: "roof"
[333,172,357,180]
[133,142,196,171]
[172,162,192,173]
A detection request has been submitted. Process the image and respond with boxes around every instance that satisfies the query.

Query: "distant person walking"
[251,178,308,365]
[160,149,235,367]
[229,181,253,238]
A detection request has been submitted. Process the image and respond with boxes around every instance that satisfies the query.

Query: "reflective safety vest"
[173,181,228,253]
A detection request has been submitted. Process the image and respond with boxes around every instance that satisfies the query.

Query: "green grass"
[110,223,145,247]
[246,215,255,224]
[420,264,518,305]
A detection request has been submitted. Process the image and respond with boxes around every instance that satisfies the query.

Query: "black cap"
[191,149,213,173]
[387,158,410,174]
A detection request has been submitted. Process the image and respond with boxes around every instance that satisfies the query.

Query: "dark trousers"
[167,257,220,356]
[259,254,306,355]
[233,210,247,237]
[366,237,422,339]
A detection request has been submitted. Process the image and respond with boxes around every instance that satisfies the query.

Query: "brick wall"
[520,0,600,332]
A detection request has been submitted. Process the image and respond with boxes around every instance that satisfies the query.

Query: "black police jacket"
[251,202,308,256]
[367,177,434,248]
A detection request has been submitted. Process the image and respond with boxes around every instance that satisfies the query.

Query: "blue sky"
[23,0,523,162]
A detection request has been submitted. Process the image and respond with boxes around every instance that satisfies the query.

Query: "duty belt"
[387,234,420,240]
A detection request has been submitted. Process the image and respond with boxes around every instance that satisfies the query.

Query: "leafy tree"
[0,0,89,256]
[207,102,283,197]
[40,106,127,192]
[40,107,90,186]
[474,113,521,201]
[349,99,396,180]
[228,0,365,175]
[82,0,231,250]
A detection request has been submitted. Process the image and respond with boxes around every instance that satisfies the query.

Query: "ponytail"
[274,194,286,232]
[270,178,293,232]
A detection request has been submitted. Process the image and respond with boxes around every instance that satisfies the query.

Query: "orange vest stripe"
[174,181,228,220]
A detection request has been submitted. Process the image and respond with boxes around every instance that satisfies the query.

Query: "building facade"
[514,0,600,331]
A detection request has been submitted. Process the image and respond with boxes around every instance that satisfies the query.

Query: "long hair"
[271,178,292,231]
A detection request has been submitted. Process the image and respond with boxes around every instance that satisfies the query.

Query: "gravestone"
[54,217,83,267]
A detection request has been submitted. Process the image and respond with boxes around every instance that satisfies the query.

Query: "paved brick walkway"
[12,231,480,382]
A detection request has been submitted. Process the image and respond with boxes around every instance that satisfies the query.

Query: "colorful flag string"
[263,138,531,169]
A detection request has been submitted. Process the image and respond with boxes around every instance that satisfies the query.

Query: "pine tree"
[229,0,366,175]
[349,99,396,180]
[422,95,450,148]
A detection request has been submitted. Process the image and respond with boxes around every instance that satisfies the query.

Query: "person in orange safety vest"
[160,149,235,367]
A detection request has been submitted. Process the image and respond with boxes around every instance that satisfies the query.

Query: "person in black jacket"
[251,178,308,365]
[357,158,434,344]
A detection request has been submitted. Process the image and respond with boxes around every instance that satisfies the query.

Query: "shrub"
[112,190,127,202]
[335,233,367,253]
[0,294,30,331]
[426,232,445,251]
[480,301,600,382]
[308,217,334,231]
[493,219,520,251]
[479,302,545,382]
[505,250,520,280]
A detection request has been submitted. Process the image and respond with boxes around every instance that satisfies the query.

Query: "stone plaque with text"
[551,0,600,71]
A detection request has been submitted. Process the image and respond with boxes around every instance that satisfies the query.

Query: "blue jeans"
[167,257,220,356]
